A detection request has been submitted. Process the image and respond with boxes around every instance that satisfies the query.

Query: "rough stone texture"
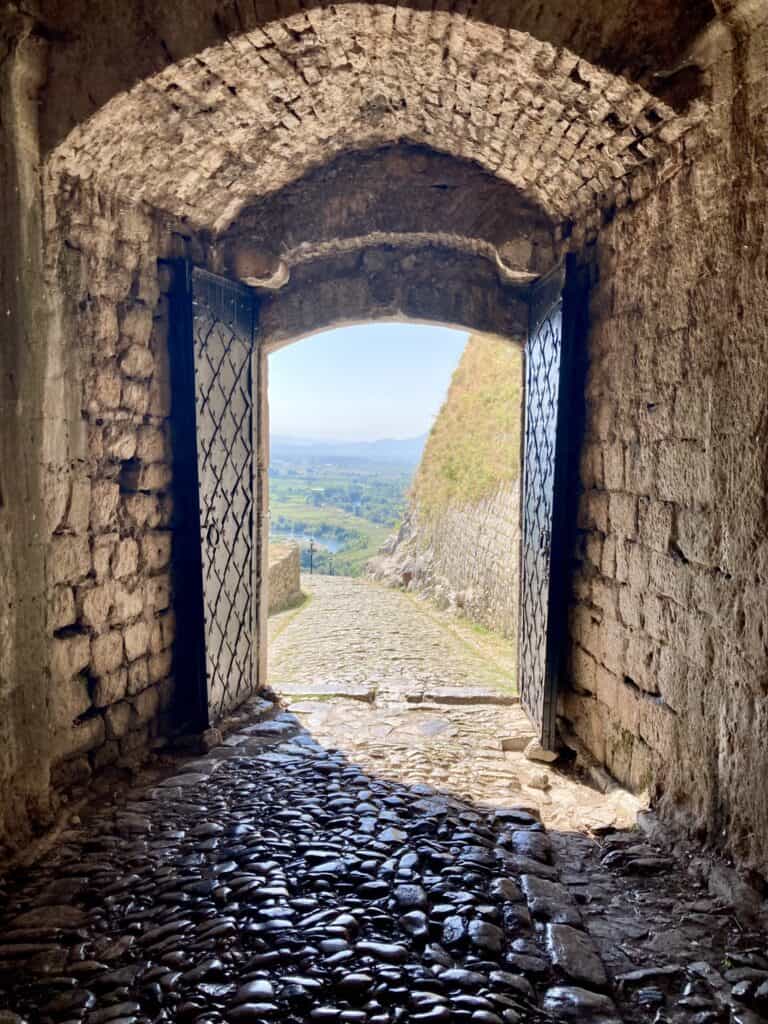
[0,171,185,849]
[563,7,768,875]
[260,245,529,352]
[371,481,520,639]
[220,144,554,282]
[47,6,705,233]
[1,0,767,880]
[268,542,302,616]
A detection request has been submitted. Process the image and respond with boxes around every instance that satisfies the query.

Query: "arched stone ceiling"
[217,145,556,280]
[48,4,705,235]
[37,0,717,155]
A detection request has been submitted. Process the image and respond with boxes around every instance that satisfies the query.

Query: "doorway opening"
[265,319,525,799]
[168,262,579,755]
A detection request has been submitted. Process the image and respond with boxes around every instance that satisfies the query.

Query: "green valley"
[268,438,420,576]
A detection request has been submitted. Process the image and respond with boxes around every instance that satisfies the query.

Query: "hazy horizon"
[268,322,469,442]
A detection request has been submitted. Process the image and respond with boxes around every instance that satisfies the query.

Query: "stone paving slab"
[275,681,378,703]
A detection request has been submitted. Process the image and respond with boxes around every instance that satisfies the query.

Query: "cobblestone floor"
[268,576,637,832]
[0,577,767,1023]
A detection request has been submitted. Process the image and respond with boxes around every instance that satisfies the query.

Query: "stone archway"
[5,0,768,879]
[14,0,709,826]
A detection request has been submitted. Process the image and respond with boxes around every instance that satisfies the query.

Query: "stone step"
[408,685,519,706]
[274,681,377,703]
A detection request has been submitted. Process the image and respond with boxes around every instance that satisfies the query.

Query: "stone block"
[674,383,711,440]
[649,551,690,606]
[66,479,92,535]
[594,663,619,709]
[591,578,617,618]
[626,543,650,590]
[655,441,711,506]
[124,621,150,662]
[137,463,172,492]
[148,648,173,683]
[145,574,171,612]
[122,381,150,415]
[92,667,129,707]
[136,425,166,462]
[120,460,171,493]
[91,301,119,353]
[112,583,144,623]
[625,633,660,693]
[89,369,122,411]
[142,531,172,571]
[103,423,138,461]
[120,304,153,348]
[50,586,76,632]
[132,685,160,723]
[624,441,655,494]
[112,538,139,579]
[570,605,602,660]
[50,634,90,683]
[148,343,172,417]
[50,535,91,585]
[120,345,154,379]
[93,533,118,580]
[614,679,642,734]
[91,481,121,531]
[638,498,673,554]
[104,701,135,740]
[44,472,70,535]
[642,593,668,643]
[78,583,114,629]
[675,506,719,567]
[599,535,616,578]
[601,619,628,677]
[617,585,642,630]
[128,657,150,696]
[608,492,637,538]
[602,440,624,490]
[159,610,175,651]
[614,539,631,584]
[50,675,92,728]
[56,715,105,758]
[569,645,597,694]
[580,491,608,533]
[123,492,161,528]
[91,630,124,677]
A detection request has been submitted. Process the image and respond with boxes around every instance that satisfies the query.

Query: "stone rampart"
[370,481,520,640]
[269,543,302,615]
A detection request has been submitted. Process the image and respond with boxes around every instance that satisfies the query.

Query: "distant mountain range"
[271,433,427,467]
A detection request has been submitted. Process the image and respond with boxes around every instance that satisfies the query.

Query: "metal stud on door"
[518,264,574,750]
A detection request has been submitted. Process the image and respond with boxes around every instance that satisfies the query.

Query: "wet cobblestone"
[0,579,766,1022]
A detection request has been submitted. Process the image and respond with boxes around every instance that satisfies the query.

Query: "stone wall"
[269,543,302,615]
[371,481,520,639]
[37,179,183,807]
[563,8,768,876]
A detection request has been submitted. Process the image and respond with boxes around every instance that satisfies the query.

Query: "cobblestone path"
[1,702,766,1024]
[0,577,766,1023]
[268,576,635,832]
[269,575,515,692]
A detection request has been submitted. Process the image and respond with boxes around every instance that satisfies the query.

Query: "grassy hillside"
[411,334,522,518]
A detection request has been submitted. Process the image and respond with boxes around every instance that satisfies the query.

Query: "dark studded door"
[518,264,578,750]
[169,265,262,727]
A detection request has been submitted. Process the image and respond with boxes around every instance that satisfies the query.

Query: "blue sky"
[268,323,469,441]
